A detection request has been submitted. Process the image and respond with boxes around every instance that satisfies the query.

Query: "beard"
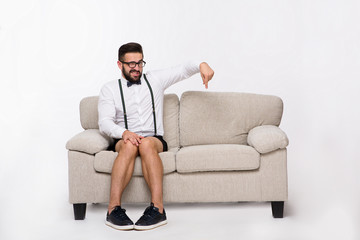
[122,66,142,82]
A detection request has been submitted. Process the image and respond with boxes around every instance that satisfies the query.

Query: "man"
[98,42,214,231]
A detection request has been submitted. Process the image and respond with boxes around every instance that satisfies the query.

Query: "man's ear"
[117,60,122,69]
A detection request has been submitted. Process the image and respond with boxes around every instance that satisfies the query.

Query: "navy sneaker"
[134,203,167,230]
[105,206,134,230]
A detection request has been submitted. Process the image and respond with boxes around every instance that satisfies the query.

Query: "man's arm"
[98,84,127,139]
[148,61,214,90]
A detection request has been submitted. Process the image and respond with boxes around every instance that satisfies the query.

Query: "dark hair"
[118,42,143,61]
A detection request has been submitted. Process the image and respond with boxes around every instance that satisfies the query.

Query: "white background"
[1,0,359,239]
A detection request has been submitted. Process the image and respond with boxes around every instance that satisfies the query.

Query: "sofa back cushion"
[179,91,283,147]
[80,96,99,130]
[162,94,180,150]
[79,94,180,149]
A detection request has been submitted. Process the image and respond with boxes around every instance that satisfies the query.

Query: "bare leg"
[108,140,138,213]
[138,137,164,213]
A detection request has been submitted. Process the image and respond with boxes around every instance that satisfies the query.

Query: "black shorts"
[111,135,168,152]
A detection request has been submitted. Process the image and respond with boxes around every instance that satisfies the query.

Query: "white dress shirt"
[98,61,200,139]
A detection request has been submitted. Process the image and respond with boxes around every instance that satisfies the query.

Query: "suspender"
[118,78,128,130]
[143,74,157,135]
[117,74,157,135]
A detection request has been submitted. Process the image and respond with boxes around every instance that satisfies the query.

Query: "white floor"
[1,199,358,240]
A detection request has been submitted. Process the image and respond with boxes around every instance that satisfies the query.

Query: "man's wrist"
[200,62,209,69]
[120,129,127,139]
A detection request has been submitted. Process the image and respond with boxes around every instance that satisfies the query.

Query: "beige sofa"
[66,91,289,220]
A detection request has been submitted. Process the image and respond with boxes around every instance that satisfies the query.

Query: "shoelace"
[112,207,129,220]
[143,206,160,219]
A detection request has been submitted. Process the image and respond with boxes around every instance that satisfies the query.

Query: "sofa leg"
[271,201,284,218]
[73,203,87,220]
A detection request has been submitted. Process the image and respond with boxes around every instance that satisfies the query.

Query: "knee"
[118,141,138,157]
[139,138,156,155]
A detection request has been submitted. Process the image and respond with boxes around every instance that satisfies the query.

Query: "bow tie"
[127,80,141,87]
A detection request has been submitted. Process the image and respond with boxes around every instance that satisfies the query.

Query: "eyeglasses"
[120,60,146,68]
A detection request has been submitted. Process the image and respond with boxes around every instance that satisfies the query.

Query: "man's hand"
[200,62,214,89]
[122,130,144,146]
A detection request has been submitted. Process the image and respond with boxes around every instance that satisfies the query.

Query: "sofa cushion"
[80,96,99,130]
[247,125,289,154]
[94,149,177,176]
[66,129,113,154]
[179,91,283,147]
[162,94,180,150]
[176,144,260,173]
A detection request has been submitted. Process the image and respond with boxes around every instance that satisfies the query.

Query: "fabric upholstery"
[80,96,99,130]
[176,144,260,173]
[161,172,262,202]
[179,91,283,147]
[247,125,289,154]
[94,150,176,176]
[123,171,262,203]
[66,129,113,154]
[68,151,111,204]
[68,149,288,204]
[162,94,180,150]
[259,149,288,200]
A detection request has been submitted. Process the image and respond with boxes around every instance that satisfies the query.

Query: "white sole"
[134,220,168,231]
[105,220,134,230]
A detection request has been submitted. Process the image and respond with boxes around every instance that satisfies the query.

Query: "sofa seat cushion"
[176,144,260,173]
[94,149,177,176]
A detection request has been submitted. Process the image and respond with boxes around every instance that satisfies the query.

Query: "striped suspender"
[117,74,157,135]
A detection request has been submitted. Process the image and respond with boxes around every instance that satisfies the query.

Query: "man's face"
[118,52,143,82]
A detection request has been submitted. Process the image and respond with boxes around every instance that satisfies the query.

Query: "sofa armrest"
[247,125,289,154]
[66,129,114,154]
